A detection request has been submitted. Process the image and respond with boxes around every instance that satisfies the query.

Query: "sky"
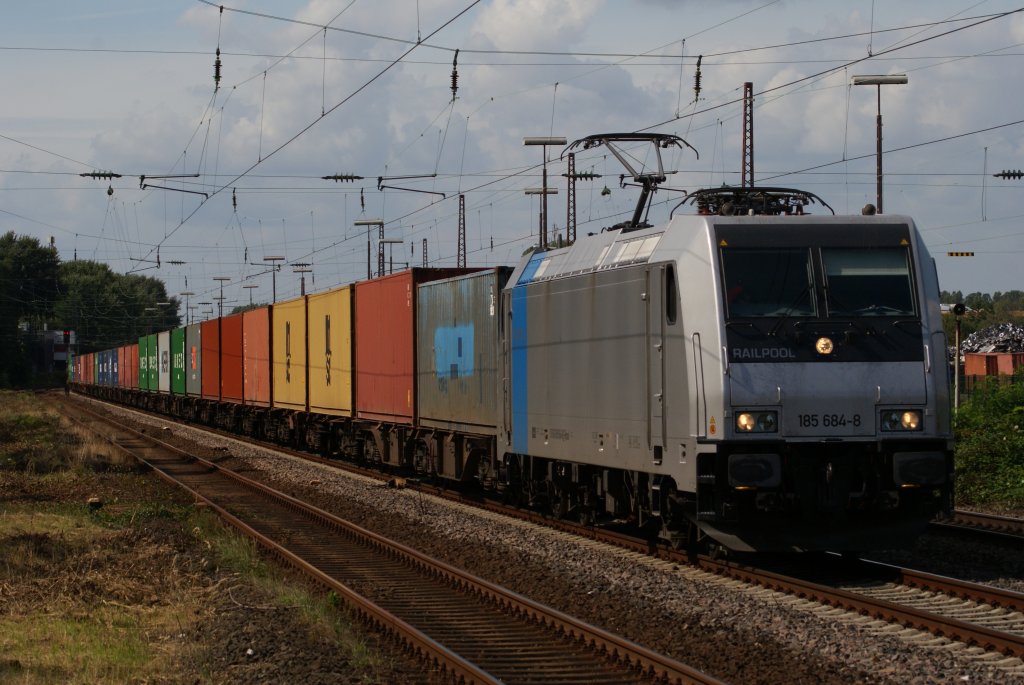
[3,0,1024,320]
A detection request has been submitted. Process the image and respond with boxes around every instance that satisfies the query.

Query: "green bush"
[954,373,1024,508]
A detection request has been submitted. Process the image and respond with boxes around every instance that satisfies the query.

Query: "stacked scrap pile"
[961,323,1024,353]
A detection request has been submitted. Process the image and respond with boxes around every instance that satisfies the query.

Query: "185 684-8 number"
[798,413,861,428]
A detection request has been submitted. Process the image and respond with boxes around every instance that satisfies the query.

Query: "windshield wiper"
[768,284,813,336]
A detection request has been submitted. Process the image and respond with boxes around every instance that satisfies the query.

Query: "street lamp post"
[180,291,194,325]
[380,240,403,275]
[852,74,908,214]
[213,277,231,318]
[292,263,312,296]
[242,283,259,306]
[953,303,966,411]
[524,187,559,249]
[524,136,566,251]
[144,307,157,334]
[263,256,285,302]
[354,219,384,280]
[143,301,170,333]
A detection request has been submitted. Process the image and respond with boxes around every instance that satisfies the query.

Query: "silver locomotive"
[497,135,952,552]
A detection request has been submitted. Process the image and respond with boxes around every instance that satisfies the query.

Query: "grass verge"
[1,391,417,683]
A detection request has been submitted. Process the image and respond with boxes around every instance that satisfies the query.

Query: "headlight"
[735,411,778,433]
[880,409,922,432]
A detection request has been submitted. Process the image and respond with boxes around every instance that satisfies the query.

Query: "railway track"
[59,399,721,685]
[931,509,1024,544]
[69,395,1024,675]
[708,556,1024,664]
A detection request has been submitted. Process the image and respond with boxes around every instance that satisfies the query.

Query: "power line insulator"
[693,54,703,102]
[79,170,122,179]
[321,174,364,182]
[994,169,1023,180]
[214,48,222,91]
[451,49,459,102]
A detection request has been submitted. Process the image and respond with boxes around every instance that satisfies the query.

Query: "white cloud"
[471,0,600,51]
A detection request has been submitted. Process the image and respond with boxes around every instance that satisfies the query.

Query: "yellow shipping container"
[272,295,308,411]
[307,286,353,416]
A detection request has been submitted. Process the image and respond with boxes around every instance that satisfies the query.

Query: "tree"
[0,232,60,385]
[54,260,180,351]
[963,292,993,312]
[229,303,266,315]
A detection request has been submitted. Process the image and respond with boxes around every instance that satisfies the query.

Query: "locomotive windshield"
[721,248,815,318]
[822,247,915,316]
[721,244,917,319]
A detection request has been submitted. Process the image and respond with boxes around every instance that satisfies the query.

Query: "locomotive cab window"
[721,248,815,318]
[822,247,915,317]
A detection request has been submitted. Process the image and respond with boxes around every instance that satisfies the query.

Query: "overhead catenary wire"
[3,9,1017,66]
[7,3,1024,288]
[130,0,483,273]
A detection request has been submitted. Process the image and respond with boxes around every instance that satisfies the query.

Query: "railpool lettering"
[731,347,797,360]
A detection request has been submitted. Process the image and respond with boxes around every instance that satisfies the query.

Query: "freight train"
[71,134,954,553]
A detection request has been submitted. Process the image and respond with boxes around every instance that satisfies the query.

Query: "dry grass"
[0,507,206,684]
[0,391,409,683]
[0,391,133,473]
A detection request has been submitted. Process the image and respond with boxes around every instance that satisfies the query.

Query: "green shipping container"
[138,335,151,391]
[171,327,186,395]
[146,333,158,391]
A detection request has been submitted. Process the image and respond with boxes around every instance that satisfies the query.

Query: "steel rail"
[700,558,1024,658]
[60,399,723,685]
[931,510,1024,543]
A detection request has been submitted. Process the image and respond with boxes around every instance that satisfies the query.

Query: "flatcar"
[71,133,953,553]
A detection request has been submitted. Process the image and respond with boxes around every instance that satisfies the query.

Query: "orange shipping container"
[272,296,306,411]
[129,343,139,389]
[243,307,272,406]
[201,319,220,400]
[84,352,95,385]
[118,346,128,388]
[221,313,244,403]
[307,286,353,416]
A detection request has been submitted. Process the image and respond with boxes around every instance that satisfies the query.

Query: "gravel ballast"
[98,399,1024,684]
